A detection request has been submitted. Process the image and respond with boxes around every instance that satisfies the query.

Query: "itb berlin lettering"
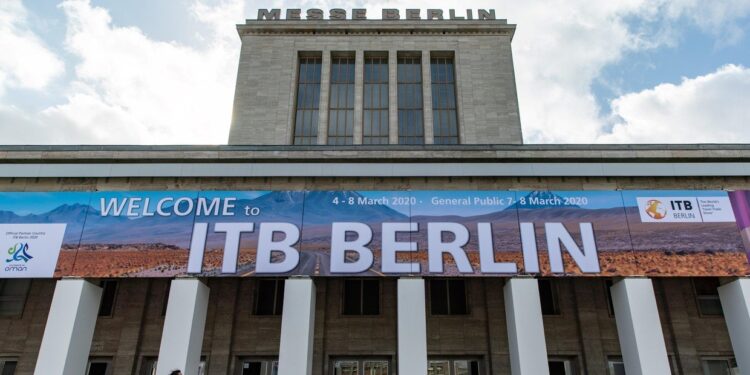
[186,221,601,275]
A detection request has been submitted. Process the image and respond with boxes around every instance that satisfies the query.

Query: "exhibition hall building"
[0,9,749,375]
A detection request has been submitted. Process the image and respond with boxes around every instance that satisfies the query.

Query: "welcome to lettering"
[257,8,497,21]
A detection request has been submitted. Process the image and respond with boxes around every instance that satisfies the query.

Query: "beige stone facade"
[227,21,522,145]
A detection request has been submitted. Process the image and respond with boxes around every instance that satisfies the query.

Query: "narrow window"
[139,357,157,375]
[539,279,561,315]
[429,279,468,315]
[98,280,118,317]
[86,358,111,375]
[161,282,170,317]
[430,55,459,144]
[328,54,355,145]
[0,279,30,317]
[605,279,615,317]
[0,359,17,375]
[693,278,723,316]
[397,55,424,144]
[607,357,625,375]
[548,357,577,375]
[342,279,380,315]
[293,55,322,145]
[254,279,285,316]
[702,358,739,375]
[363,54,389,144]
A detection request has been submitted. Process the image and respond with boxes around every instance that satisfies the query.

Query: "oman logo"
[6,243,33,263]
[645,199,668,220]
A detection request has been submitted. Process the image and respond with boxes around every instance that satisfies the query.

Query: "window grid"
[397,56,424,145]
[430,57,459,144]
[429,279,468,315]
[342,279,380,315]
[254,279,285,316]
[363,56,389,144]
[293,56,322,145]
[328,56,355,145]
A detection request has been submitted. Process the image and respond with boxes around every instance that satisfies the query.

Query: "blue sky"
[1,0,749,144]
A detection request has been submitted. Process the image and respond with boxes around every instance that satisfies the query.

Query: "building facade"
[0,10,749,375]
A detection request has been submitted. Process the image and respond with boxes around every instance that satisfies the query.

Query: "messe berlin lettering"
[257,9,497,21]
[0,190,748,278]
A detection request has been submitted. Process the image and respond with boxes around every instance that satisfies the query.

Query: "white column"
[610,278,671,375]
[718,278,750,373]
[156,278,209,375]
[278,277,316,375]
[504,278,549,375]
[34,279,102,375]
[398,277,428,375]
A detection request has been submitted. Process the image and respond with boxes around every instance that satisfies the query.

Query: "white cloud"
[598,64,750,143]
[0,0,64,95]
[1,0,243,145]
[41,0,244,144]
[0,0,748,145]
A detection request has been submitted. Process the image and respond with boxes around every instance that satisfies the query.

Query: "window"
[139,357,157,375]
[293,55,322,145]
[87,358,112,375]
[139,356,208,375]
[605,280,615,317]
[98,280,118,317]
[539,279,560,315]
[363,54,389,144]
[254,279,284,316]
[702,358,739,375]
[342,279,379,315]
[429,279,468,315]
[328,55,355,145]
[0,359,17,375]
[430,56,459,144]
[694,278,723,316]
[0,279,30,317]
[428,359,481,375]
[238,357,279,375]
[397,55,424,144]
[331,358,390,375]
[548,358,576,375]
[607,357,625,375]
[161,282,170,316]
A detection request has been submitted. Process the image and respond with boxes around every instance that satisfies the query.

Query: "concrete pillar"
[278,277,316,375]
[397,277,428,374]
[388,49,398,144]
[718,278,750,373]
[611,278,671,375]
[34,279,102,375]
[156,278,209,375]
[317,50,331,144]
[504,278,549,375]
[353,50,364,144]
[421,50,434,144]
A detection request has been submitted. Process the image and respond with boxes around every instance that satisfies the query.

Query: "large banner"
[1,190,748,278]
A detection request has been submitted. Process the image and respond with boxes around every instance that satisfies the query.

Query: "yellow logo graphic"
[645,199,668,220]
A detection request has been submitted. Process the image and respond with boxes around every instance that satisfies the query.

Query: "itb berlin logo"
[5,242,33,272]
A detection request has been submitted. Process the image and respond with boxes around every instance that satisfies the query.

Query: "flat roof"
[1,145,749,178]
[1,144,750,163]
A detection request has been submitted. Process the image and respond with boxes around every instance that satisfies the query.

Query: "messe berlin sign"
[1,190,749,278]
